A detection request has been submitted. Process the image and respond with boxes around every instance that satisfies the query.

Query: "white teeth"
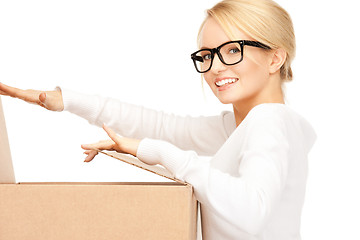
[215,78,237,87]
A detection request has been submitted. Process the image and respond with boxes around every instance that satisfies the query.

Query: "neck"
[233,78,284,126]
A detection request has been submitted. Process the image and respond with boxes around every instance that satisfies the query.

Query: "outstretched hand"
[0,82,64,111]
[82,124,141,162]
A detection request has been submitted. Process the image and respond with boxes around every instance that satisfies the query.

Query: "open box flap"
[0,96,16,184]
[99,151,187,185]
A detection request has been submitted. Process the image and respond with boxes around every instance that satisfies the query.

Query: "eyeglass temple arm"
[191,55,204,62]
[243,40,271,49]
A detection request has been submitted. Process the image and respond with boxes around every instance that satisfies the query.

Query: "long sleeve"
[138,140,283,235]
[136,104,316,239]
[61,88,236,156]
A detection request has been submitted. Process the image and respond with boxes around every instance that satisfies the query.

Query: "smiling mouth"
[215,78,239,87]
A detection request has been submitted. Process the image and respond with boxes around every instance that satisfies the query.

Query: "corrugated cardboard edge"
[99,151,188,185]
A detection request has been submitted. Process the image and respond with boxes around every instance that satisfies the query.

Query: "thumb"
[39,92,47,104]
[38,92,50,109]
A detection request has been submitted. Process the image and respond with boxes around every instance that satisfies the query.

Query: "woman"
[0,0,316,239]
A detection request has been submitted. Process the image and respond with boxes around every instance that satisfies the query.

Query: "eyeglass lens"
[193,42,242,73]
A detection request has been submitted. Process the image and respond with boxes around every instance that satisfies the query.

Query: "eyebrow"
[199,41,229,50]
[199,46,214,50]
[199,40,231,50]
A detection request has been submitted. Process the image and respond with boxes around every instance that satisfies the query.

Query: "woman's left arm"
[135,131,290,235]
[83,114,292,235]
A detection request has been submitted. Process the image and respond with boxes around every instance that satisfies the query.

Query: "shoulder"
[243,103,290,129]
[236,104,289,145]
[242,103,316,152]
[244,103,310,128]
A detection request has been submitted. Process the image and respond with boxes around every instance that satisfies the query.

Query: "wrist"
[121,137,141,157]
[54,87,64,111]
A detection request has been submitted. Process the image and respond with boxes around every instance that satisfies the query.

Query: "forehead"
[200,17,250,48]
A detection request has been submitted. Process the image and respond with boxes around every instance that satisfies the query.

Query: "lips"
[215,78,238,87]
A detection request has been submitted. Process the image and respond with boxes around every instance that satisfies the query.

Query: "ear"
[269,48,287,74]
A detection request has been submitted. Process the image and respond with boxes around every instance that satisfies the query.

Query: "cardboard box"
[0,97,15,184]
[0,97,198,239]
[0,181,197,240]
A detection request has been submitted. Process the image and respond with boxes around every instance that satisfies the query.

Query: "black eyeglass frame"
[190,40,271,73]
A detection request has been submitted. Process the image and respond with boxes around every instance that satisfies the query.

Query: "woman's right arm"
[62,88,233,156]
[0,83,233,155]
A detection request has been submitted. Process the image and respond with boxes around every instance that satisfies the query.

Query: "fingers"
[102,124,123,147]
[83,150,98,162]
[82,140,115,163]
[0,82,21,98]
[0,82,40,104]
[0,83,28,102]
[103,124,140,156]
[0,84,7,95]
[81,139,115,152]
[0,82,9,95]
[81,126,120,163]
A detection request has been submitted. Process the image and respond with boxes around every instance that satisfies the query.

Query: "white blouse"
[62,88,316,240]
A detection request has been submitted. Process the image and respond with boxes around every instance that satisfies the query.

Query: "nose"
[210,53,227,74]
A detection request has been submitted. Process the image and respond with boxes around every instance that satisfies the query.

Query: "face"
[200,18,274,106]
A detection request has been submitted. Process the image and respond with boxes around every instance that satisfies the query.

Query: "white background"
[1,0,359,239]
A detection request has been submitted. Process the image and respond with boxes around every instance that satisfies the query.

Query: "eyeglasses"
[190,40,271,73]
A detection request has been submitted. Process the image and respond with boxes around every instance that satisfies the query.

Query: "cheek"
[235,58,269,85]
[203,73,214,89]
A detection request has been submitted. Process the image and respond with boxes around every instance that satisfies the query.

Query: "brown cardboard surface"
[0,182,197,240]
[0,97,15,183]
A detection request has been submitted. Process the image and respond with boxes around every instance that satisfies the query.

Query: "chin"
[216,95,241,105]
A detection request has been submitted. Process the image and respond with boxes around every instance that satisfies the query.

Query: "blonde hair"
[198,0,295,82]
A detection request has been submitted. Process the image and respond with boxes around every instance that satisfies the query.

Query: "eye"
[194,50,212,63]
[203,54,212,60]
[229,48,240,54]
